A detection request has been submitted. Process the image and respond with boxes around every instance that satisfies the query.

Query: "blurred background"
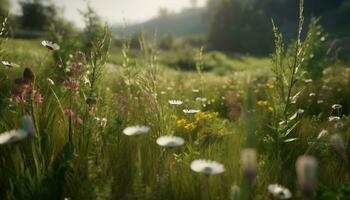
[1,0,350,56]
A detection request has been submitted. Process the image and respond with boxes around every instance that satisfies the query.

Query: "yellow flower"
[267,107,274,113]
[201,127,210,134]
[274,95,280,102]
[254,88,260,94]
[195,112,206,121]
[257,100,268,106]
[266,82,274,89]
[176,118,188,127]
[208,112,219,119]
[184,122,197,130]
[170,114,177,120]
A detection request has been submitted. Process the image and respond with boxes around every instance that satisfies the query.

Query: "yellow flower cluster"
[257,100,268,106]
[176,118,188,126]
[266,82,274,89]
[195,111,219,121]
[184,122,197,130]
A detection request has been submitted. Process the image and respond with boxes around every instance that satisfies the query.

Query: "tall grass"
[0,1,349,199]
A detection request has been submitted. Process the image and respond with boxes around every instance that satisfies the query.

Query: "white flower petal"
[190,159,225,175]
[123,125,150,136]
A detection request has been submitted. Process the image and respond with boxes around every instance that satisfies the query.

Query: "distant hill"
[112,8,208,38]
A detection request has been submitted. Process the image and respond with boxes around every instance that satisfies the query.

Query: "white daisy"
[123,125,150,136]
[195,97,207,102]
[1,61,20,68]
[317,100,324,104]
[190,159,225,175]
[332,104,342,110]
[46,78,55,85]
[328,116,340,122]
[183,109,200,114]
[101,118,107,128]
[168,100,183,105]
[156,136,184,147]
[309,93,316,97]
[192,89,200,93]
[297,109,304,114]
[268,184,292,199]
[41,40,60,51]
[0,116,33,145]
[304,79,313,83]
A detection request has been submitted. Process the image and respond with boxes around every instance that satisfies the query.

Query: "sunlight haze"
[10,0,207,27]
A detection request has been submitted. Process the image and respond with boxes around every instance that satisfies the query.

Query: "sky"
[10,0,207,27]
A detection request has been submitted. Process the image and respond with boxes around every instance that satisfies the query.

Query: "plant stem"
[201,175,209,200]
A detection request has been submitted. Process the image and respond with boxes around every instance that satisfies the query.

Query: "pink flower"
[63,80,80,90]
[74,51,85,60]
[64,109,75,117]
[75,117,83,125]
[33,92,44,103]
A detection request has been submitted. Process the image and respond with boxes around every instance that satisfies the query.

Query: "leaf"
[284,121,300,137]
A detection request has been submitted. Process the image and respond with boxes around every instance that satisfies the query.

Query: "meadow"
[0,2,350,200]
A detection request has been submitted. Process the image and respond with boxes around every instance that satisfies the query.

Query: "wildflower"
[184,122,197,130]
[201,127,210,134]
[160,91,166,95]
[317,129,328,140]
[257,100,268,106]
[304,79,313,83]
[0,116,33,145]
[176,118,188,127]
[33,91,43,103]
[114,95,127,107]
[254,88,260,94]
[208,112,219,118]
[1,61,20,68]
[268,184,292,199]
[195,97,207,102]
[192,89,200,93]
[330,134,346,156]
[241,148,257,182]
[86,97,97,106]
[183,109,200,114]
[170,114,177,120]
[334,122,344,129]
[101,118,107,128]
[156,136,184,147]
[195,112,206,121]
[123,125,150,136]
[46,78,54,85]
[266,82,274,89]
[64,109,74,117]
[296,156,318,199]
[75,117,83,125]
[274,95,281,102]
[190,159,225,175]
[317,100,324,104]
[74,51,85,60]
[41,40,60,50]
[63,80,80,90]
[168,100,183,105]
[332,104,342,110]
[309,93,316,97]
[267,107,274,113]
[297,109,304,115]
[328,116,340,122]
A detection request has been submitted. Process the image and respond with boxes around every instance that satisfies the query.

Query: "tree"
[0,0,9,17]
[20,0,56,30]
